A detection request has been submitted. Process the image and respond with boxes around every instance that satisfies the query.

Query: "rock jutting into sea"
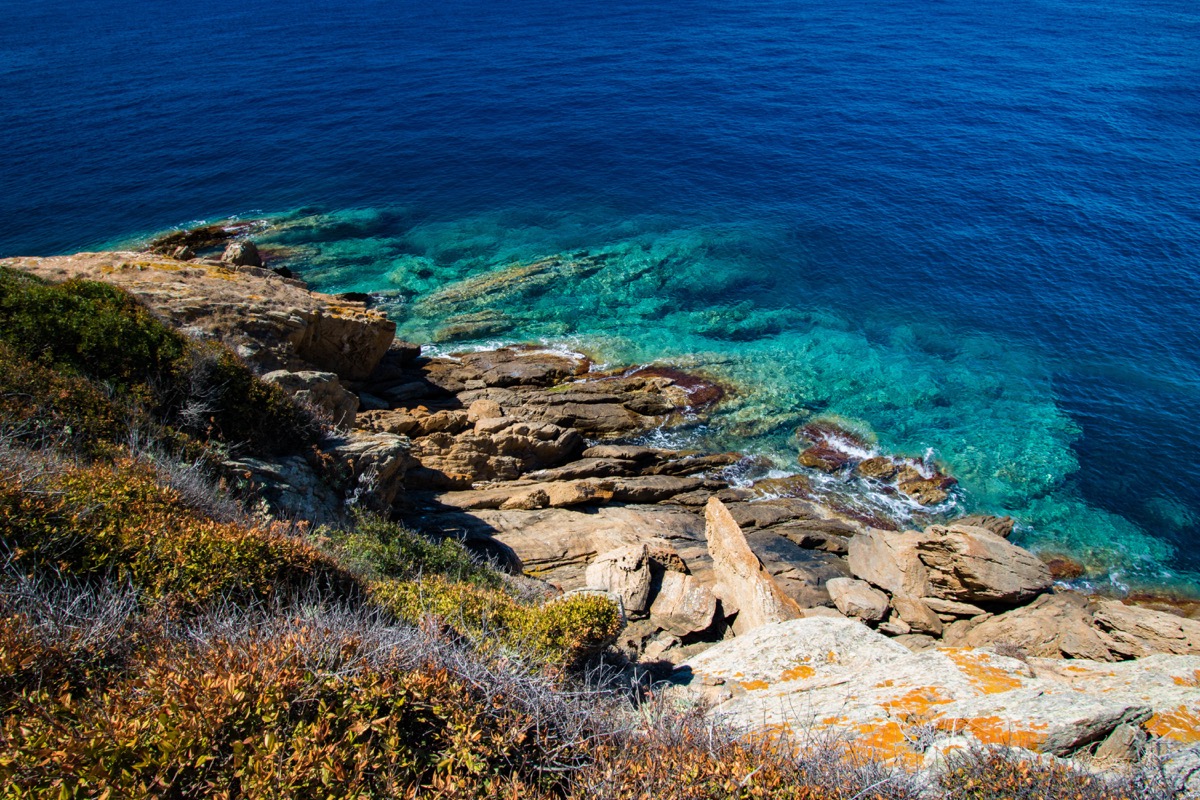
[6,238,1199,786]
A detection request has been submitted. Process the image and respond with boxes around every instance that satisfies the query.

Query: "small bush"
[0,456,354,606]
[326,513,502,586]
[939,746,1175,800]
[0,268,320,458]
[0,342,130,456]
[371,577,623,669]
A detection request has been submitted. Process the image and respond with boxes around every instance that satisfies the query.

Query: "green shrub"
[0,269,185,401]
[326,513,502,587]
[0,456,355,606]
[370,577,622,669]
[0,342,129,456]
[0,267,319,458]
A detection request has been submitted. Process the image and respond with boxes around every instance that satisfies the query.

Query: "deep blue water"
[3,0,1199,590]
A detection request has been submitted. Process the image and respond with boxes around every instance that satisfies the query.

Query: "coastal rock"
[959,593,1119,660]
[704,498,802,634]
[897,477,950,506]
[798,445,852,473]
[7,251,396,380]
[826,577,889,622]
[405,423,584,488]
[649,571,719,636]
[262,369,359,428]
[221,240,262,267]
[420,505,707,590]
[952,514,1016,538]
[1092,600,1200,658]
[224,454,343,525]
[855,456,897,480]
[672,618,1200,763]
[744,530,851,609]
[848,525,1051,607]
[917,524,1052,603]
[323,430,412,511]
[586,545,653,617]
[606,475,706,504]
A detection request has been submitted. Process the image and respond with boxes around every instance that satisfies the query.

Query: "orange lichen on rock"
[1145,706,1200,743]
[943,648,1026,694]
[1171,669,1200,687]
[740,679,771,691]
[780,665,816,681]
[939,715,1049,751]
[845,721,923,767]
[880,686,954,721]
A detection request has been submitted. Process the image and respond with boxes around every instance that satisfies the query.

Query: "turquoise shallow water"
[3,0,1199,591]
[246,206,1187,592]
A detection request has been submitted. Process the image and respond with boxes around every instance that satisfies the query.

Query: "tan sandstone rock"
[705,498,802,634]
[1092,600,1200,658]
[650,571,719,636]
[262,369,359,428]
[848,525,1051,607]
[5,251,396,380]
[826,577,889,622]
[586,545,653,616]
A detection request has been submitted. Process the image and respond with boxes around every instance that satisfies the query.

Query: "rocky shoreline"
[7,240,1200,782]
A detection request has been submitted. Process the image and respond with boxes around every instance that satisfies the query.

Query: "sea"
[2,0,1198,593]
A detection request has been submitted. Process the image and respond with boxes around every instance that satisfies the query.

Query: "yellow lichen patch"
[740,679,771,691]
[1171,670,1200,688]
[880,686,953,721]
[944,648,1026,694]
[843,721,923,767]
[1145,706,1200,743]
[779,665,815,682]
[940,716,1049,751]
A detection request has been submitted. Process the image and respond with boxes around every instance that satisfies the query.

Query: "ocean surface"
[3,0,1199,592]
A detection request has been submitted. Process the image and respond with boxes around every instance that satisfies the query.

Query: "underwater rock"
[799,444,853,473]
[856,456,897,480]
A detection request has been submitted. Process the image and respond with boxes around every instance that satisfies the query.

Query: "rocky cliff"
[6,242,1198,788]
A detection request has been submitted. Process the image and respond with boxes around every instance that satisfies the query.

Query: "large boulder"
[586,545,653,616]
[405,421,584,488]
[960,592,1119,660]
[323,430,412,511]
[917,524,1052,603]
[826,577,889,622]
[848,525,1051,606]
[424,505,707,591]
[221,240,262,267]
[1092,600,1200,658]
[649,571,719,636]
[705,498,803,634]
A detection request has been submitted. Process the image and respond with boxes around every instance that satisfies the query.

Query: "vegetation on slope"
[0,268,1184,798]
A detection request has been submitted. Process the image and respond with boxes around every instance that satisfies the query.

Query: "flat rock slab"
[671,618,1200,765]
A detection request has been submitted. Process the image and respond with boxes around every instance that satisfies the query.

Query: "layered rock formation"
[9,243,1199,781]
